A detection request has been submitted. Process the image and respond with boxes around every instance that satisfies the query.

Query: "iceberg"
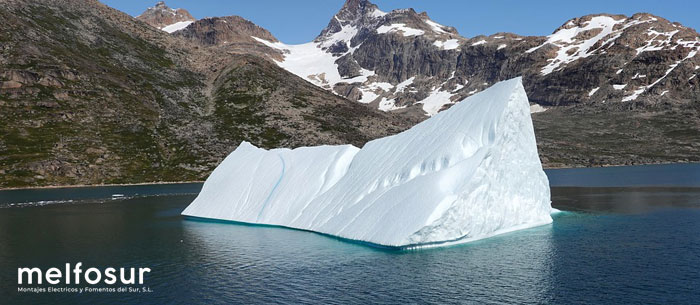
[182,77,552,248]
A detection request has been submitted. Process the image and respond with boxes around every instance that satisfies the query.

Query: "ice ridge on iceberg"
[182,77,552,248]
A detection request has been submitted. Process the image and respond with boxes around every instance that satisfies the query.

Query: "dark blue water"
[546,163,700,187]
[1,164,699,304]
[0,182,203,207]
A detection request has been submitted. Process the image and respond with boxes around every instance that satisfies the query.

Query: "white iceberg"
[182,77,552,248]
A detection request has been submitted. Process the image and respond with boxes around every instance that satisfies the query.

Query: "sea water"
[1,164,699,304]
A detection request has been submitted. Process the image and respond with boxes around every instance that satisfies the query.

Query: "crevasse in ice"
[182,77,552,248]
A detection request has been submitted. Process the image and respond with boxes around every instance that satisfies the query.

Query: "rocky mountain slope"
[249,0,699,116]
[0,0,415,188]
[136,1,194,33]
[0,0,698,188]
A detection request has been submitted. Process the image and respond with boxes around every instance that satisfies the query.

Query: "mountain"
[238,0,699,167]
[1,0,698,188]
[251,0,699,116]
[0,0,415,188]
[136,1,195,33]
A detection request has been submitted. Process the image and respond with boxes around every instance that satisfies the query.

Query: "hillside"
[0,0,416,188]
[1,0,698,188]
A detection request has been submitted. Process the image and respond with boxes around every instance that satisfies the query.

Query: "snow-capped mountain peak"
[326,0,383,26]
[314,0,386,53]
[250,0,471,115]
[315,0,460,52]
[249,1,699,116]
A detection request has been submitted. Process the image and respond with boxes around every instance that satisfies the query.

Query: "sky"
[102,0,700,44]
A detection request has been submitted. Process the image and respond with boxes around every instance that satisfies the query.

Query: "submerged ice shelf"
[182,78,552,248]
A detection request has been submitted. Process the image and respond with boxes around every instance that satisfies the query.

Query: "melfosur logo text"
[18,263,150,285]
[16,263,153,294]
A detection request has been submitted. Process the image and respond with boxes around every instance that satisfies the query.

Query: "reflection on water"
[2,186,699,304]
[0,183,202,206]
[182,214,557,304]
[545,163,700,187]
[552,187,700,213]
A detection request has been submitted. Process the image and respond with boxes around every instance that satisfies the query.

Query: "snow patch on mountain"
[622,49,698,101]
[424,19,448,34]
[320,17,359,48]
[622,87,645,101]
[370,82,394,91]
[161,20,193,33]
[377,23,425,36]
[636,29,679,54]
[253,37,373,89]
[370,8,387,18]
[588,87,600,96]
[418,89,455,116]
[378,97,405,111]
[433,39,460,50]
[358,87,380,104]
[395,77,415,93]
[528,16,626,75]
[530,104,547,113]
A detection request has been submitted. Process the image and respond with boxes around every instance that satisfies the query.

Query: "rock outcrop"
[136,1,194,32]
[173,16,283,60]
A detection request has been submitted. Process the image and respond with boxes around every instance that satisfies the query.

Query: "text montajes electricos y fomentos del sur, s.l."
[18,286,153,294]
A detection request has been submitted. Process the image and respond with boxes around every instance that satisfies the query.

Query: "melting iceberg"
[182,77,552,248]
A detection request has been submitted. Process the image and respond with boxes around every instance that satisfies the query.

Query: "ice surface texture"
[182,78,552,248]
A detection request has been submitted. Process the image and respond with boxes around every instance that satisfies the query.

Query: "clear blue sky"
[102,0,700,44]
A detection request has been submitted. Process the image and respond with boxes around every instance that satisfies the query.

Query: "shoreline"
[1,161,697,191]
[0,180,205,191]
[543,160,698,170]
